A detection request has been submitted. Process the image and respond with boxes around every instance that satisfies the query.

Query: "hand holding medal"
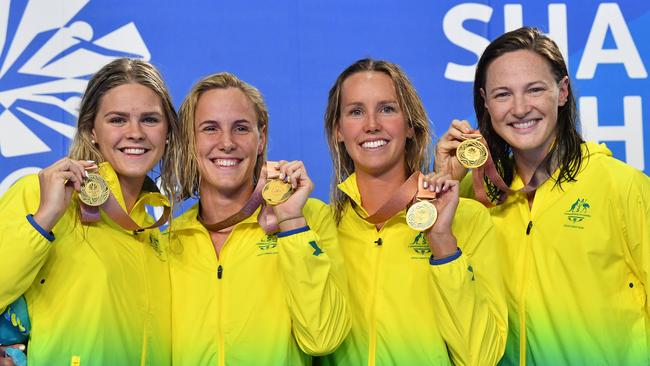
[33,158,98,232]
[262,161,294,205]
[418,172,460,259]
[264,160,311,231]
[434,119,481,181]
[406,173,438,231]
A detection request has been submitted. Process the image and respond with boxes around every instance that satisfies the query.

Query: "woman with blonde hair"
[168,72,349,365]
[320,58,507,365]
[0,58,180,365]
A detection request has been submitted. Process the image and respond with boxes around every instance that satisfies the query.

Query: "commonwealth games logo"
[0,0,150,193]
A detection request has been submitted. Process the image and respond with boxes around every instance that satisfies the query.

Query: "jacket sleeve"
[624,171,650,315]
[0,175,55,309]
[276,199,351,356]
[427,200,508,366]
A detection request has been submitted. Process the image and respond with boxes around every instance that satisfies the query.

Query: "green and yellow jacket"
[461,142,650,365]
[0,163,171,366]
[167,198,350,366]
[321,174,507,366]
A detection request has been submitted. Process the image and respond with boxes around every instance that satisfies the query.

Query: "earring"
[165,138,169,144]
[91,139,96,144]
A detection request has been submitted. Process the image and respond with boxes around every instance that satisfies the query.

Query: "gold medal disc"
[457,139,488,168]
[262,179,293,205]
[79,173,109,206]
[406,200,437,231]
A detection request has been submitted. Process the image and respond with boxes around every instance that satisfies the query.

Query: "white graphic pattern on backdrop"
[0,0,150,158]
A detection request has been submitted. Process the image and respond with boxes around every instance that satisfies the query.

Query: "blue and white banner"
[1,0,648,202]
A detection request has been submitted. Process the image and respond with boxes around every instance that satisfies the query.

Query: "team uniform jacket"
[320,174,507,366]
[0,163,172,366]
[461,142,650,365]
[167,198,350,366]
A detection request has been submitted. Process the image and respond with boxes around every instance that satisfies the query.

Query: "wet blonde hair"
[176,72,269,200]
[324,58,432,223]
[68,58,181,200]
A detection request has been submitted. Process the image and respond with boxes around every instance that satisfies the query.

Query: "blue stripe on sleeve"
[429,248,462,266]
[26,214,55,242]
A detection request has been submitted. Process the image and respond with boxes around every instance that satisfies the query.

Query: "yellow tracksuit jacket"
[0,163,171,366]
[167,198,350,365]
[461,142,650,365]
[320,174,507,366]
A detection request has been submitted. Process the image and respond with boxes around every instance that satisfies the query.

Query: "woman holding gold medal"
[167,72,349,365]
[0,58,180,365]
[318,58,507,365]
[436,27,650,364]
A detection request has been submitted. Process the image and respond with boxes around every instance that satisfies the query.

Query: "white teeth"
[361,140,388,149]
[512,120,538,129]
[122,148,146,154]
[215,159,239,167]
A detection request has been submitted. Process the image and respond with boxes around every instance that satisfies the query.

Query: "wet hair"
[176,72,268,200]
[474,26,583,199]
[68,58,181,200]
[324,58,432,223]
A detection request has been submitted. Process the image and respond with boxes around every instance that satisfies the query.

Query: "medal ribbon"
[197,161,280,234]
[415,172,436,201]
[80,176,171,231]
[361,171,421,224]
[466,131,554,206]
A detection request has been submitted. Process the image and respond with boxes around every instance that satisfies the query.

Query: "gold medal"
[78,173,109,206]
[262,179,293,205]
[457,138,488,168]
[406,200,437,231]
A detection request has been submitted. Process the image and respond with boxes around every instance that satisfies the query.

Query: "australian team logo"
[408,232,431,258]
[0,0,151,195]
[564,198,591,228]
[256,234,278,255]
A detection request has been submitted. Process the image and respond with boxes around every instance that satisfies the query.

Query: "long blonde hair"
[176,72,269,200]
[324,58,432,223]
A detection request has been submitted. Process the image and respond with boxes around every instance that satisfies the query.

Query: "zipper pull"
[217,265,223,279]
[526,221,533,235]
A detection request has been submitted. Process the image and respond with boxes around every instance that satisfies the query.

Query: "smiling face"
[336,71,413,177]
[482,50,568,161]
[92,83,168,185]
[194,87,265,195]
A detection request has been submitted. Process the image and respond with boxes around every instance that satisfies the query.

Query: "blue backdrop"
[1,0,648,207]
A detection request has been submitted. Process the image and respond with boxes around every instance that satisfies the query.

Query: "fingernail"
[423,181,428,189]
[436,186,441,193]
[84,171,89,178]
[86,160,95,163]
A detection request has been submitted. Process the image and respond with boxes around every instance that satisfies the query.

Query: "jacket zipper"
[212,233,228,366]
[368,233,384,366]
[520,213,534,365]
[139,232,151,366]
[217,258,225,366]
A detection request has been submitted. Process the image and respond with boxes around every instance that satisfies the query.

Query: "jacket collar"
[337,173,369,216]
[510,142,611,190]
